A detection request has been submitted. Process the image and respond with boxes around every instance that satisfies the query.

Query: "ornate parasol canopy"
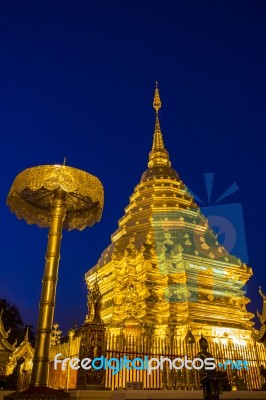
[6,164,104,230]
[5,163,104,397]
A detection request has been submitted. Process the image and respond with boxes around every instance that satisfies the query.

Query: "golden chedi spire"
[148,82,171,168]
[86,85,254,344]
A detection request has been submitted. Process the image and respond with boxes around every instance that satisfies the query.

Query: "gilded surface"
[0,310,16,352]
[148,85,170,168]
[7,165,104,230]
[86,279,103,323]
[6,163,104,392]
[77,325,105,389]
[86,86,254,344]
[5,329,34,377]
[0,311,16,379]
[48,86,266,391]
[253,287,266,344]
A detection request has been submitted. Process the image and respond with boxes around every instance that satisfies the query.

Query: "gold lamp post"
[5,164,104,399]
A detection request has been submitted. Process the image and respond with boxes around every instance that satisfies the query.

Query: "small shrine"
[76,279,105,390]
[5,327,34,390]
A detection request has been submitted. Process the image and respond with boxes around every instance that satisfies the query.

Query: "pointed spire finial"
[259,286,266,299]
[148,83,171,168]
[185,328,195,344]
[24,326,29,342]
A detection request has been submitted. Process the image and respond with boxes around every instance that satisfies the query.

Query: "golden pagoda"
[85,84,254,343]
[48,85,266,391]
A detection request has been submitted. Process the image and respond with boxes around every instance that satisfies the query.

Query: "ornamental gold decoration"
[5,163,104,399]
[7,165,104,230]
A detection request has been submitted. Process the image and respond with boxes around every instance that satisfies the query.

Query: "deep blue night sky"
[0,1,265,334]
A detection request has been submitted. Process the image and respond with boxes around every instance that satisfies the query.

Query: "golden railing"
[104,335,266,391]
[48,334,266,391]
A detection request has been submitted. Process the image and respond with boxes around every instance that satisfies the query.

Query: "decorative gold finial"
[153,82,161,112]
[24,326,29,342]
[63,157,67,166]
[148,84,171,168]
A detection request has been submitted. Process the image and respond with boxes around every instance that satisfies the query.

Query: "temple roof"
[8,327,34,359]
[0,309,16,352]
[253,288,266,344]
[257,287,266,324]
[5,327,34,376]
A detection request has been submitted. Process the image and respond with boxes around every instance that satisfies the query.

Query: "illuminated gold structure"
[5,164,103,399]
[254,287,266,346]
[82,85,266,390]
[0,309,16,380]
[5,328,34,390]
[47,86,266,391]
[86,85,253,341]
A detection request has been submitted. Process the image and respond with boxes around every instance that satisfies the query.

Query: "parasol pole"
[30,188,66,387]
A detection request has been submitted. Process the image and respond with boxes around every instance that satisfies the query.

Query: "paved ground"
[1,390,266,400]
[109,390,266,400]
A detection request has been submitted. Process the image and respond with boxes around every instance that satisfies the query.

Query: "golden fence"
[104,335,266,391]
